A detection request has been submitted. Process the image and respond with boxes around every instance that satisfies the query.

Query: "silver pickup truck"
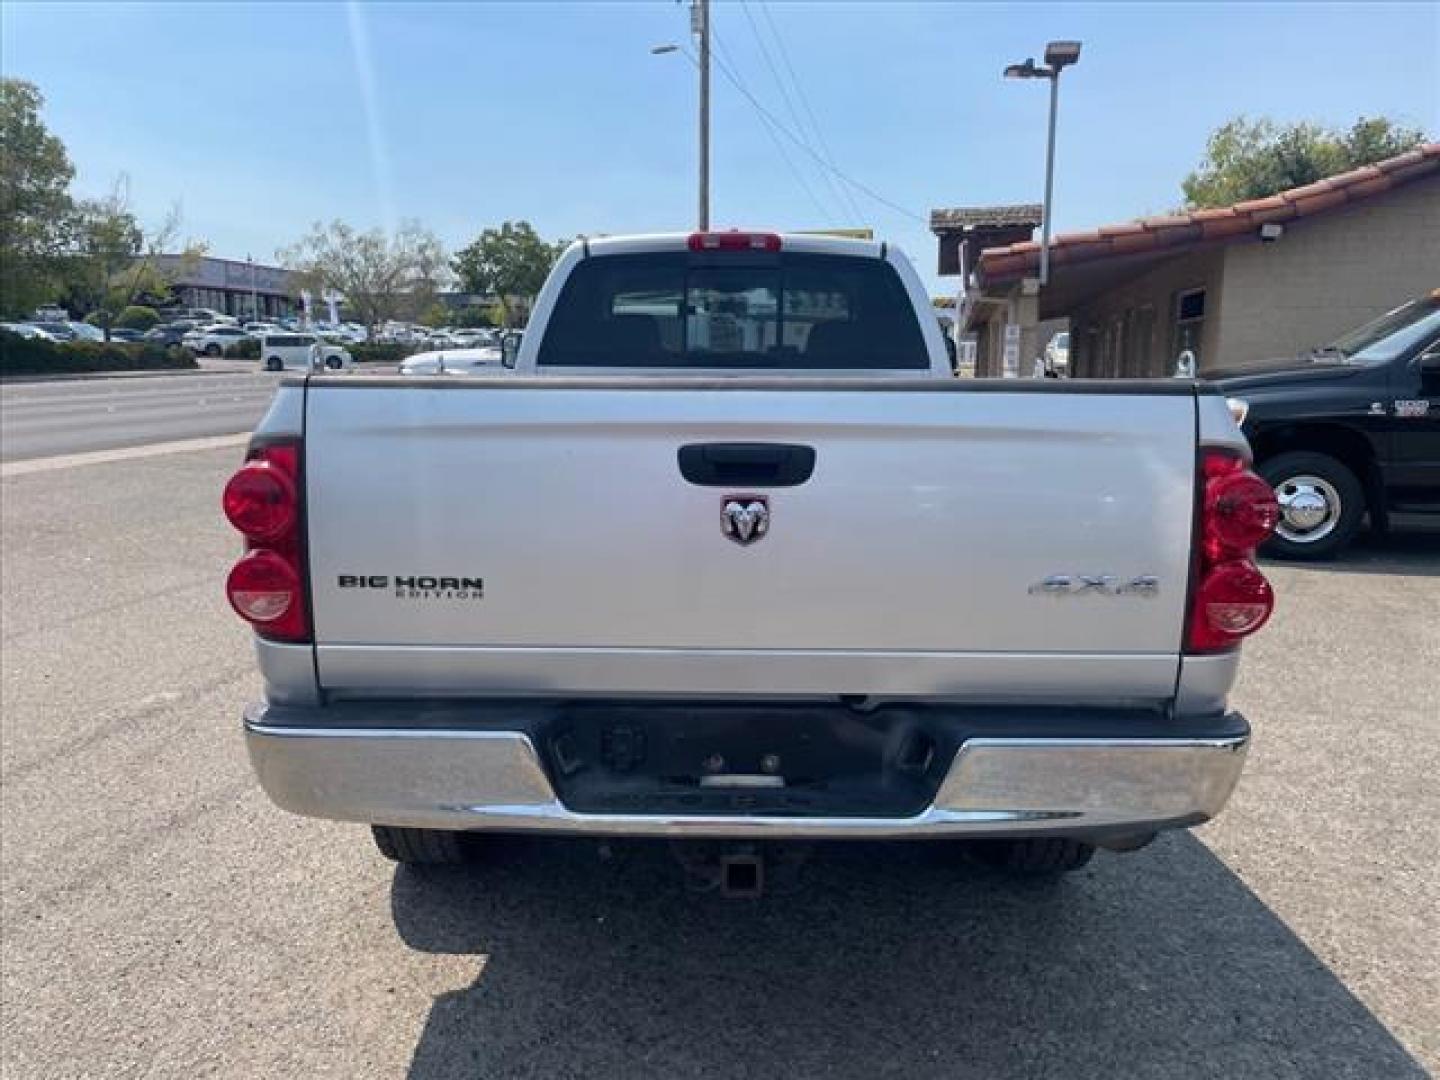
[227,232,1279,891]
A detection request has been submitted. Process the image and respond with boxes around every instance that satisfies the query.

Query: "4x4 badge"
[721,495,769,546]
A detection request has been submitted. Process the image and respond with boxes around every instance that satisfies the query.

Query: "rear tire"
[371,825,475,865]
[1257,451,1366,560]
[204,343,222,357]
[963,837,1096,875]
[265,356,283,372]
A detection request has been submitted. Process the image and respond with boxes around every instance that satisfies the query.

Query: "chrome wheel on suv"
[1258,451,1365,560]
[1274,474,1342,543]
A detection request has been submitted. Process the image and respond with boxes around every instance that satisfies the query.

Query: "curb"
[1,364,253,385]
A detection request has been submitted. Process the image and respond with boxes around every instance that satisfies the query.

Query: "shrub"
[350,343,418,365]
[116,305,161,331]
[453,306,496,329]
[224,337,261,359]
[0,331,198,376]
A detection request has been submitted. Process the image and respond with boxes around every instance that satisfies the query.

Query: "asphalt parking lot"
[1,447,1436,1079]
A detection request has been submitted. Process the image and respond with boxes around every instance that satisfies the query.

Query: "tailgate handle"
[677,443,816,487]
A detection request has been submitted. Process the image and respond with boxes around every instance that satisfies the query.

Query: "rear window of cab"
[537,252,929,370]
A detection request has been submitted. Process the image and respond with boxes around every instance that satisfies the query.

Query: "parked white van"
[259,333,353,372]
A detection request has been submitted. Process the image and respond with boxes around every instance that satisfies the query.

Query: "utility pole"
[694,0,711,229]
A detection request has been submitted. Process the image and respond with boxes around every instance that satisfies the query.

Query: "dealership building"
[151,255,297,319]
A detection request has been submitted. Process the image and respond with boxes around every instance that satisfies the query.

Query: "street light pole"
[1004,41,1081,288]
[695,0,710,230]
[1039,72,1059,287]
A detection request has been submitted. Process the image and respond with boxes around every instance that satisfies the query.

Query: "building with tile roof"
[944,143,1439,378]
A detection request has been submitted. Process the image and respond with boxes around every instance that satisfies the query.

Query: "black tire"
[204,343,222,357]
[265,356,283,372]
[1257,451,1366,560]
[963,837,1096,875]
[371,825,476,865]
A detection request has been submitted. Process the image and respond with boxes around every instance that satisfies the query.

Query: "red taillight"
[222,461,296,542]
[1201,452,1280,560]
[687,230,782,252]
[1188,559,1275,650]
[223,440,310,642]
[227,550,301,625]
[1186,448,1277,652]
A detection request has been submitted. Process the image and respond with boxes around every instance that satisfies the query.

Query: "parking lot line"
[0,433,249,477]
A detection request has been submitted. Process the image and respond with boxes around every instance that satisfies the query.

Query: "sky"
[3,1,1437,293]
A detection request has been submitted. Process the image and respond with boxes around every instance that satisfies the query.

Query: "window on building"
[1173,288,1206,371]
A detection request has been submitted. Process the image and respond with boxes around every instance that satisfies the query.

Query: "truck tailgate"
[304,380,1199,702]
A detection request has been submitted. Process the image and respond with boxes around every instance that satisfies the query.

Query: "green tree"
[0,79,75,317]
[1182,115,1428,208]
[61,178,199,339]
[452,221,566,328]
[279,219,447,334]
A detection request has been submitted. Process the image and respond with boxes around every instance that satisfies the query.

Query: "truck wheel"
[371,825,475,865]
[205,343,222,357]
[963,838,1096,875]
[265,357,283,372]
[1257,451,1365,560]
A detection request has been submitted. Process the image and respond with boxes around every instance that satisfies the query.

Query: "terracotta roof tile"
[1200,215,1255,239]
[1289,187,1351,215]
[975,141,1439,287]
[1284,178,1338,200]
[1232,194,1289,213]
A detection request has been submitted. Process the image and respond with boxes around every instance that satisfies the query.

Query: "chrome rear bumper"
[244,703,1248,840]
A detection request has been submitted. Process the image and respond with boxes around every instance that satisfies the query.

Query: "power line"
[757,2,866,223]
[737,0,855,222]
[692,35,838,226]
[704,28,925,224]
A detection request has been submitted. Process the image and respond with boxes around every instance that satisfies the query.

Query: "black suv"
[1211,291,1440,559]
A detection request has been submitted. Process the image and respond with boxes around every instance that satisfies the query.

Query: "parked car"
[449,328,497,348]
[67,321,106,342]
[229,230,1278,891]
[29,321,78,341]
[1214,289,1440,559]
[1,322,61,341]
[143,324,192,346]
[183,324,251,356]
[107,328,145,343]
[258,332,353,372]
[398,345,504,375]
[1045,331,1071,375]
[244,322,282,336]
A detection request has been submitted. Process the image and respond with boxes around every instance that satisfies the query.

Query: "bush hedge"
[223,338,261,359]
[0,331,198,376]
[350,343,419,365]
[117,305,162,330]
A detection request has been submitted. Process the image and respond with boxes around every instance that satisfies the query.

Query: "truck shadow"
[1264,526,1440,577]
[390,833,1425,1079]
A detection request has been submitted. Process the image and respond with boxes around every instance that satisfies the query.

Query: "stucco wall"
[1214,177,1439,367]
[1068,248,1226,377]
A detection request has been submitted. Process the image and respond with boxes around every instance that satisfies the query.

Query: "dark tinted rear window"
[537,252,929,369]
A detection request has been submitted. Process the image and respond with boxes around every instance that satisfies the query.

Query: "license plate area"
[542,702,952,818]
